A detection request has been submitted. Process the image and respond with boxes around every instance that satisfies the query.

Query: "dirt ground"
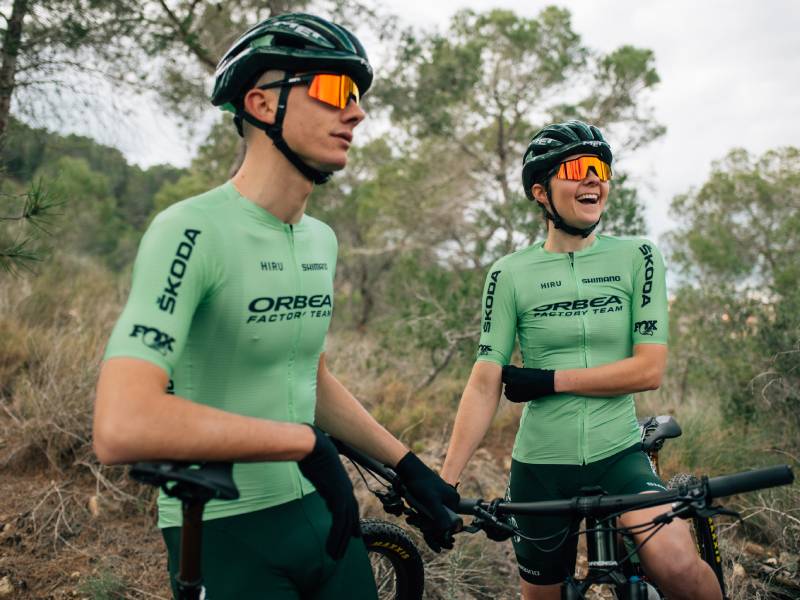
[0,466,169,600]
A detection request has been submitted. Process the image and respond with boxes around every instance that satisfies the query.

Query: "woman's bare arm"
[440,361,503,485]
[554,344,667,397]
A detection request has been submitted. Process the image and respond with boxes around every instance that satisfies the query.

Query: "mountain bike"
[128,416,794,600]
[128,459,427,600]
[334,415,794,600]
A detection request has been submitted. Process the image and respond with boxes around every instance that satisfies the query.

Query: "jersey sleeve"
[475,261,517,365]
[631,240,668,345]
[103,206,217,376]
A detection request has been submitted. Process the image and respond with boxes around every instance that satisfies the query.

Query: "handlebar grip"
[445,506,463,532]
[706,465,794,499]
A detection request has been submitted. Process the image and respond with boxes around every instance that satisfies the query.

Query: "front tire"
[667,473,728,599]
[361,518,425,600]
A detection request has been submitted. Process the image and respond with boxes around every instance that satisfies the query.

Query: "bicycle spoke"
[369,553,397,598]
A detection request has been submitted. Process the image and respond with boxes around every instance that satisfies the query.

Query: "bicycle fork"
[561,516,654,600]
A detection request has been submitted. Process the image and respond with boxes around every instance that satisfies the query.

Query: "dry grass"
[1,255,798,598]
[1,256,124,472]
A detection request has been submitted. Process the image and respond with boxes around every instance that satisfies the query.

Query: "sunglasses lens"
[557,157,612,181]
[308,74,360,109]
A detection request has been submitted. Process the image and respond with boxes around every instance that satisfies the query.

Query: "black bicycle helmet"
[521,120,613,237]
[211,13,373,184]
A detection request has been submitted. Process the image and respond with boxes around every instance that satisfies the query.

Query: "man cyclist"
[441,121,723,599]
[93,13,458,599]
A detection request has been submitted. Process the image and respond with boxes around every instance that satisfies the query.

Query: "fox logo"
[130,324,175,355]
[634,320,658,336]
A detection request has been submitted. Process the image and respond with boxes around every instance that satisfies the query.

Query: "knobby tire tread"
[361,518,424,600]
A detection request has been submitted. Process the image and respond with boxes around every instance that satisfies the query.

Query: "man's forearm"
[96,397,317,465]
[314,367,408,467]
[94,358,317,465]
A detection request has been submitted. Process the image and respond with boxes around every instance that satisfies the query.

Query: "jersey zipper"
[287,224,297,420]
[286,223,305,494]
[569,252,590,464]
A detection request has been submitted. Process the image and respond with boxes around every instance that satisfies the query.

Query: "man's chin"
[306,157,348,174]
[302,154,347,173]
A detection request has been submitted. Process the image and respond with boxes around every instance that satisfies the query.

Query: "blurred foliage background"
[0,1,797,598]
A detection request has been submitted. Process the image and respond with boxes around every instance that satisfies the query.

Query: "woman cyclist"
[441,121,722,600]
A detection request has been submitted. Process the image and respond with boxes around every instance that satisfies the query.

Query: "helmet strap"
[539,180,600,238]
[235,75,333,185]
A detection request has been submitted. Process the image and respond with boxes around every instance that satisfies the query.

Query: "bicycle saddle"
[637,415,682,452]
[130,461,240,502]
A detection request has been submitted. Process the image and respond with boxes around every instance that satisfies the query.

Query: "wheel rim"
[369,551,399,599]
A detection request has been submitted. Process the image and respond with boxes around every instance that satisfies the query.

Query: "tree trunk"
[0,0,28,147]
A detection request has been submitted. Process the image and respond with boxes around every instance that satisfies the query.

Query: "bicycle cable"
[580,520,661,538]
[346,457,391,495]
[515,523,574,553]
[582,521,668,587]
[602,492,694,524]
[471,502,574,552]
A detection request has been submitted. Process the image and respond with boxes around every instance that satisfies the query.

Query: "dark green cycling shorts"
[161,492,377,600]
[507,443,666,585]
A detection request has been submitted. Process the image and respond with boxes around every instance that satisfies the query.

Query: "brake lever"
[652,500,694,525]
[473,500,516,534]
[655,497,741,525]
[454,499,516,541]
[696,503,740,520]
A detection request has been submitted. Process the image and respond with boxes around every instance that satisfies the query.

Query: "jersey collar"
[223,181,307,230]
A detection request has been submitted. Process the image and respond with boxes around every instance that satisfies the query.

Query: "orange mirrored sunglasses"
[307,73,360,109]
[556,156,612,181]
[258,73,360,109]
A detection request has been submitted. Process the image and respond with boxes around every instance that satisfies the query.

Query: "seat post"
[128,462,239,600]
[176,499,207,600]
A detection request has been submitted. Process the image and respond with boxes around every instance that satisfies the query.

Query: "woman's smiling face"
[534,154,610,228]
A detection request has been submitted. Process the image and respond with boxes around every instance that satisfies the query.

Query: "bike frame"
[127,432,792,600]
[336,435,793,600]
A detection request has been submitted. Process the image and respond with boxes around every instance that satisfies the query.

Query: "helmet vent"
[272,33,307,49]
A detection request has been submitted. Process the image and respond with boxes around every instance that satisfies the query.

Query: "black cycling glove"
[394,451,460,552]
[406,512,457,553]
[502,365,555,402]
[298,425,361,560]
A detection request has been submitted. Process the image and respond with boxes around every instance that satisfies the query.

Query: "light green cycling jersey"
[104,181,337,527]
[476,234,668,465]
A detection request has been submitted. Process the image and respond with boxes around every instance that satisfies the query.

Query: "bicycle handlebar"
[331,435,792,534]
[456,464,794,518]
[706,464,794,499]
[457,490,676,517]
